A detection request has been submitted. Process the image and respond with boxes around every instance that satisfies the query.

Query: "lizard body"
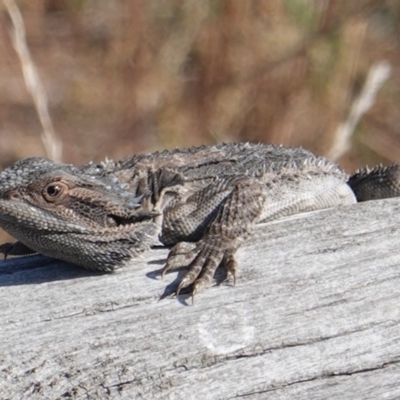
[0,142,399,295]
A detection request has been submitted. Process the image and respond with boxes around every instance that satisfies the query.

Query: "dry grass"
[0,0,399,171]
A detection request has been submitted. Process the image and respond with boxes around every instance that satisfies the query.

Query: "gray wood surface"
[1,199,400,399]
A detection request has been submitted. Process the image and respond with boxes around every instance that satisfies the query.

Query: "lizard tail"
[348,164,400,201]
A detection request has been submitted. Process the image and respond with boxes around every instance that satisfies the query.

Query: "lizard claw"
[165,238,238,300]
[0,243,13,259]
[176,279,187,297]
[223,254,238,286]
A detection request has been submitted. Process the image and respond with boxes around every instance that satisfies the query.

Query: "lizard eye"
[47,185,61,196]
[42,182,68,202]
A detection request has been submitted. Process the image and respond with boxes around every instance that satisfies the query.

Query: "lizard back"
[113,142,346,182]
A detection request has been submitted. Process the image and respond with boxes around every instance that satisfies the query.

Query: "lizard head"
[0,157,159,271]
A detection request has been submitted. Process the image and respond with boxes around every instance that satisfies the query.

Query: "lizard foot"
[162,239,238,298]
[0,241,36,259]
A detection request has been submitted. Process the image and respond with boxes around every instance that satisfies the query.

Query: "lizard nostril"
[6,191,20,200]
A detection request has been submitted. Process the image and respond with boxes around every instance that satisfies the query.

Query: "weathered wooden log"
[1,199,400,399]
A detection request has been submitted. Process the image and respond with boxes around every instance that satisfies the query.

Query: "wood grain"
[1,199,400,399]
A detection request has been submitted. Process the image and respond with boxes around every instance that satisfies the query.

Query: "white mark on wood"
[197,305,255,354]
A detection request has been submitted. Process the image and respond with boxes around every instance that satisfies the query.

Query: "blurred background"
[0,0,399,172]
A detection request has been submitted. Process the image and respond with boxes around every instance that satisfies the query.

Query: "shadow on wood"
[1,199,400,399]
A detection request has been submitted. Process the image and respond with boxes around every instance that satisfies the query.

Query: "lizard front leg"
[162,178,266,296]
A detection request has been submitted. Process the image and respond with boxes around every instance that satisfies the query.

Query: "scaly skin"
[0,143,399,296]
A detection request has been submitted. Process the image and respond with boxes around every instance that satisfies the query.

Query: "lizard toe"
[175,252,206,295]
[222,252,238,286]
[161,242,197,278]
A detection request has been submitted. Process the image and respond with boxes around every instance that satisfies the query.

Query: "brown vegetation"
[0,0,399,170]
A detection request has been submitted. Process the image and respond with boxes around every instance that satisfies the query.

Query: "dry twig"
[328,61,391,161]
[3,0,62,161]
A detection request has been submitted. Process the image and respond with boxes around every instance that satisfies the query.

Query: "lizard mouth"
[105,209,159,228]
[106,215,137,227]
